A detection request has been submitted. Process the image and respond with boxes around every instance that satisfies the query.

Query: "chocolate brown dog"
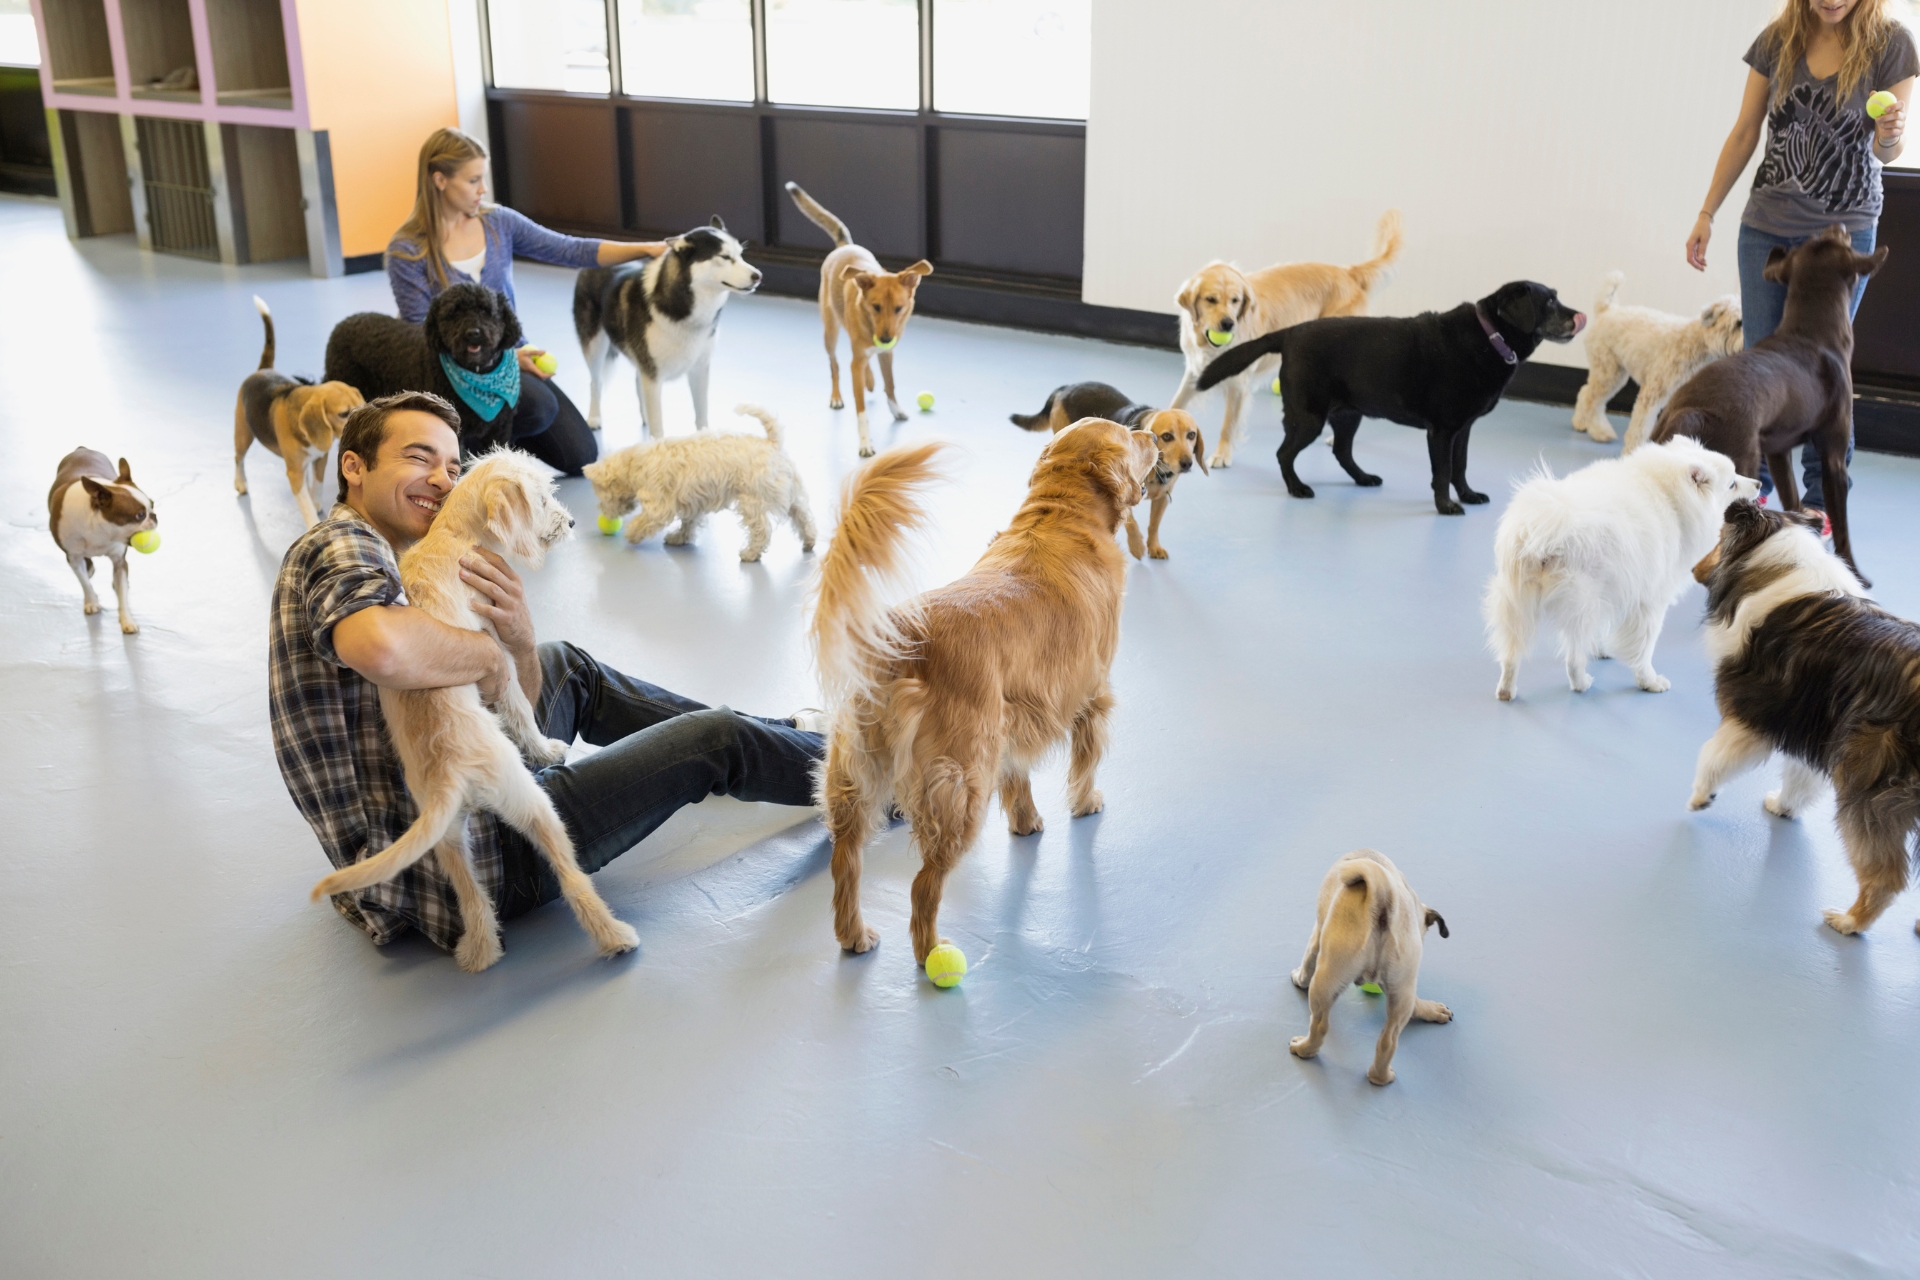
[1652,226,1887,585]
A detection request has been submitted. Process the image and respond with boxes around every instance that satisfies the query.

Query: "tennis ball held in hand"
[1868,90,1898,119]
[1206,329,1234,347]
[130,530,160,554]
[925,943,967,988]
[533,352,558,376]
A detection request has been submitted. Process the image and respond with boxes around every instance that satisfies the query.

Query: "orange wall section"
[292,0,459,260]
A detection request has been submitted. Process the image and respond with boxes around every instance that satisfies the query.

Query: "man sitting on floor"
[268,391,824,956]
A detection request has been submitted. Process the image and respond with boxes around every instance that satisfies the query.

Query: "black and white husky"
[572,218,762,438]
[1686,499,1920,937]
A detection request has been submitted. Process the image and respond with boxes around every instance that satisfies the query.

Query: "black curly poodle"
[323,283,523,455]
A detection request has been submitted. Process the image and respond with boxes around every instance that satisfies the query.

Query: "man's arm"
[334,605,515,704]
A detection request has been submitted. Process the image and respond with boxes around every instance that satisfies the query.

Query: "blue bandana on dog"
[438,350,522,420]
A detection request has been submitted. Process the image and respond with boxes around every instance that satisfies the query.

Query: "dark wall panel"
[935,128,1083,278]
[1854,176,1920,386]
[629,106,763,241]
[496,98,621,232]
[772,117,921,260]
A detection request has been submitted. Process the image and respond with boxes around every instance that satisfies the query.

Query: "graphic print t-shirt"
[1741,25,1920,236]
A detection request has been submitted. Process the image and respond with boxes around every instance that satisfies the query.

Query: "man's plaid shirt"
[269,503,505,952]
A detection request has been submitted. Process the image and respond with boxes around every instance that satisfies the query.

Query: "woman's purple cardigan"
[385,205,602,324]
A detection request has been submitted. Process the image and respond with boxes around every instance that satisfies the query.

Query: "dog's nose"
[1179,458,1192,471]
[750,269,763,284]
[1218,316,1234,331]
[567,517,576,529]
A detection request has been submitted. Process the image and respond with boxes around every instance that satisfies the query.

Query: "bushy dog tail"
[1195,330,1286,392]
[1349,209,1404,295]
[1652,406,1711,449]
[308,781,464,901]
[785,181,851,248]
[811,443,947,708]
[1009,390,1059,432]
[734,403,782,446]
[253,294,275,370]
[1596,270,1625,314]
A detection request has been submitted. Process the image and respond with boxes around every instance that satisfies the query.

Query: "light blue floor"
[5,193,1920,1278]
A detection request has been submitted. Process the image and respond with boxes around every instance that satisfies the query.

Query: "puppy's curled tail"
[734,403,782,446]
[811,443,947,708]
[1349,209,1404,295]
[309,782,465,901]
[1335,858,1393,936]
[1595,270,1625,315]
[785,181,851,248]
[254,294,275,370]
[1195,329,1286,392]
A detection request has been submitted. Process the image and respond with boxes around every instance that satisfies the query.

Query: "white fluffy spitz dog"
[1484,437,1757,700]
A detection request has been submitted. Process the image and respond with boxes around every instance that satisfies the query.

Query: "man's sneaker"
[790,707,829,734]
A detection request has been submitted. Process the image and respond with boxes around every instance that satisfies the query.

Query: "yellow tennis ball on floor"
[925,943,967,988]
[1206,329,1233,347]
[1867,90,1898,118]
[917,391,935,412]
[129,530,160,554]
[533,353,558,375]
[596,514,622,536]
[1360,982,1382,995]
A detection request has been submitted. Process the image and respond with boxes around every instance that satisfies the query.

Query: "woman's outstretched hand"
[1686,213,1713,272]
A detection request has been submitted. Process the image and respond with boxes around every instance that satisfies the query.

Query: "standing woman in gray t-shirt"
[1685,0,1916,510]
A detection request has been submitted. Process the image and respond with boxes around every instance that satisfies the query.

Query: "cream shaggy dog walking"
[308,450,638,973]
[582,404,818,560]
[1570,272,1743,451]
[1484,436,1757,701]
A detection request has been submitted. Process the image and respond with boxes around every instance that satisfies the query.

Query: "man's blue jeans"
[1736,222,1874,507]
[497,641,824,917]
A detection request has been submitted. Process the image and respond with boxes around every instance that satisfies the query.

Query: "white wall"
[1083,0,1779,369]
[447,0,491,149]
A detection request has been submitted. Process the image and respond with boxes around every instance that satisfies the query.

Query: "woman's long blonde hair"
[1763,0,1907,105]
[389,128,490,289]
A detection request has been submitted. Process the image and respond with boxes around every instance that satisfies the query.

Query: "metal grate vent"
[134,116,218,260]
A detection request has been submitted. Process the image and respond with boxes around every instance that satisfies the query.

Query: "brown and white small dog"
[811,421,1158,968]
[235,296,365,527]
[1289,848,1451,1086]
[785,181,932,457]
[308,450,637,972]
[1011,381,1206,559]
[49,447,157,635]
[1171,210,1402,468]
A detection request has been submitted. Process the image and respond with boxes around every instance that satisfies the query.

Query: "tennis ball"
[1206,329,1233,347]
[1359,982,1383,995]
[596,514,621,536]
[917,391,935,412]
[129,530,160,554]
[532,353,558,376]
[1271,376,1283,396]
[872,337,898,352]
[1867,90,1898,119]
[925,943,967,988]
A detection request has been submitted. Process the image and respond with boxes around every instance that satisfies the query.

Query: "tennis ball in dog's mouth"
[129,530,160,554]
[1206,329,1233,347]
[925,943,967,988]
[872,337,898,351]
[533,353,558,375]
[596,514,622,536]
[1868,90,1898,118]
[917,391,935,412]
[1359,982,1383,995]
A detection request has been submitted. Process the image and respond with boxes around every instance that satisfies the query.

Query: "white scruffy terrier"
[1571,272,1743,452]
[582,404,818,561]
[1484,436,1757,700]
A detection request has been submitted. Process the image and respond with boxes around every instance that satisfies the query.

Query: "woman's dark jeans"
[510,372,600,476]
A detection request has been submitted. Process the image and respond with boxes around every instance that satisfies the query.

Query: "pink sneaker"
[1756,492,1769,507]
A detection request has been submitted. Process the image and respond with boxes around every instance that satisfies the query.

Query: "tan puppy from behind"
[1171,210,1402,469]
[785,181,932,457]
[1289,848,1451,1086]
[235,296,365,527]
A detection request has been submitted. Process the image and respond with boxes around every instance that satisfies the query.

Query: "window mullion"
[751,0,769,104]
[919,0,934,113]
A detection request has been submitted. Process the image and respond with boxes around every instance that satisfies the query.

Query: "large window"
[766,0,919,110]
[0,0,38,67]
[619,0,754,103]
[933,0,1088,120]
[489,0,612,95]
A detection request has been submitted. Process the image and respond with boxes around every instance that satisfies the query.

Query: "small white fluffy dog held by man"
[1289,848,1451,1087]
[1484,436,1757,700]
[1570,272,1743,451]
[309,449,637,973]
[582,404,817,561]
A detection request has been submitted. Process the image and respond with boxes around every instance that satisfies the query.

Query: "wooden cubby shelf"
[40,0,116,94]
[205,0,292,110]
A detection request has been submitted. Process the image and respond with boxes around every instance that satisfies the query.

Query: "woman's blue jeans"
[1735,222,1874,507]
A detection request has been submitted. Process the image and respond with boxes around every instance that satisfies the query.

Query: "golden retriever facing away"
[785,180,933,458]
[309,450,638,973]
[812,420,1159,967]
[1171,210,1402,469]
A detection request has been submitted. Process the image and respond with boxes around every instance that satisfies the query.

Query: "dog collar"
[1474,304,1518,366]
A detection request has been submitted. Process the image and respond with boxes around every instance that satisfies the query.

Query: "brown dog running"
[785,181,932,458]
[235,296,365,527]
[1011,381,1207,559]
[811,421,1159,969]
[1651,226,1887,585]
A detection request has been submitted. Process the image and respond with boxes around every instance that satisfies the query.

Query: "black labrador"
[1196,282,1585,514]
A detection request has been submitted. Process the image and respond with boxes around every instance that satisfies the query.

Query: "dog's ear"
[116,457,134,485]
[1761,246,1792,284]
[1688,464,1712,490]
[1787,508,1826,534]
[81,476,114,510]
[1191,419,1209,475]
[1175,277,1196,313]
[298,395,335,448]
[1424,907,1449,939]
[1855,245,1891,279]
[1692,543,1722,584]
[1494,285,1542,335]
[709,214,727,232]
[1235,291,1250,320]
[850,271,877,293]
[484,473,537,558]
[900,260,933,289]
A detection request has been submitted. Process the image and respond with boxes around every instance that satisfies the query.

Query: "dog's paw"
[840,924,880,954]
[455,927,504,973]
[857,443,876,458]
[594,918,641,956]
[83,601,100,616]
[739,549,764,562]
[830,397,845,410]
[663,531,692,546]
[1587,426,1618,444]
[1007,814,1044,837]
[1764,790,1798,819]
[1290,967,1309,990]
[1637,672,1672,694]
[234,478,248,495]
[890,406,909,422]
[1688,790,1715,811]
[1367,1065,1396,1086]
[1495,679,1516,701]
[1288,1035,1318,1059]
[1071,790,1105,817]
[1568,672,1593,694]
[1823,907,1864,935]
[1125,528,1145,559]
[1435,498,1464,515]
[1148,545,1170,560]
[120,618,139,635]
[1418,1001,1453,1024]
[1458,489,1490,505]
[1208,452,1232,470]
[1288,482,1317,500]
[1354,473,1384,488]
[529,737,570,767]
